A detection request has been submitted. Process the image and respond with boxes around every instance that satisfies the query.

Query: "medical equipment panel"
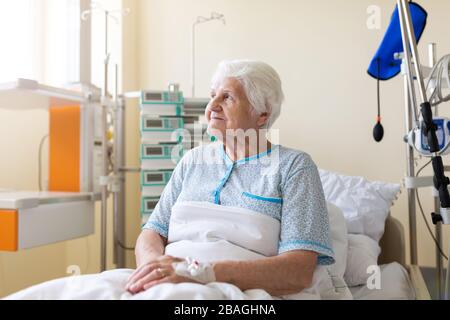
[141,169,173,197]
[140,115,184,143]
[417,118,450,155]
[141,196,159,213]
[137,85,210,232]
[140,86,184,116]
[140,142,183,170]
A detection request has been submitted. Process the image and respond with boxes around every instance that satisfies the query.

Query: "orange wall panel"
[48,106,80,192]
[0,210,18,251]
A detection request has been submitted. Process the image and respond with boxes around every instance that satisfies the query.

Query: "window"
[0,0,83,87]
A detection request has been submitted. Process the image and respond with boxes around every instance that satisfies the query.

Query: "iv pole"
[81,3,130,272]
[397,0,450,299]
[191,12,226,98]
[428,43,445,299]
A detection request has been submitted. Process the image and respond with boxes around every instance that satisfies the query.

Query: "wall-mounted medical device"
[140,115,184,143]
[0,79,102,252]
[140,142,184,170]
[141,169,174,197]
[141,84,184,116]
[136,84,211,228]
[140,196,160,226]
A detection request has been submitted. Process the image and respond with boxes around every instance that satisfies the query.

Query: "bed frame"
[378,215,431,300]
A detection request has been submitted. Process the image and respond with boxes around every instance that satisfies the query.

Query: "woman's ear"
[257,112,269,128]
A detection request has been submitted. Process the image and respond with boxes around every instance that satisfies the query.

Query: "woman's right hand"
[125,255,187,294]
[126,255,166,293]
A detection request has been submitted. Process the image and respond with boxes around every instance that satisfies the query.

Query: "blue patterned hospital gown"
[142,142,335,265]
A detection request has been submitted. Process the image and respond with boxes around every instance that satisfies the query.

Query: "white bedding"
[5,263,415,300]
[4,202,414,300]
[4,269,277,300]
[4,201,352,300]
[349,262,415,300]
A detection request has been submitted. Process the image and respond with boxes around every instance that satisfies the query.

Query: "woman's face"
[205,77,268,139]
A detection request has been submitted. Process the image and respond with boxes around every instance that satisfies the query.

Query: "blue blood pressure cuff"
[367,1,427,81]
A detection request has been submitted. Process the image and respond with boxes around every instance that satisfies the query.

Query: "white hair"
[211,59,284,129]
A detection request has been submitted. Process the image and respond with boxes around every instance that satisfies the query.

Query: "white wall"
[132,0,450,267]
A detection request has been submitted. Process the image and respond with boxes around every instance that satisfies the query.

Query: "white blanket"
[4,201,352,300]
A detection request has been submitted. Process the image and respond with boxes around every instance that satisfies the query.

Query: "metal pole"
[429,43,437,71]
[112,64,118,266]
[429,42,444,299]
[434,194,444,298]
[397,0,419,127]
[400,0,428,104]
[404,73,418,265]
[120,167,141,173]
[446,245,450,300]
[118,98,126,268]
[113,97,126,268]
[398,0,418,265]
[80,0,91,84]
[100,110,108,272]
[100,10,110,272]
[191,23,196,98]
[113,62,126,268]
[103,11,109,97]
[402,2,450,299]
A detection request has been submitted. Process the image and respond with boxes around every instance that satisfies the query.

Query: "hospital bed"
[355,215,431,300]
[0,79,430,300]
[1,207,431,300]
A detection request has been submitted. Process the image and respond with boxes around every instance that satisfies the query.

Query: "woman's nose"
[208,98,223,111]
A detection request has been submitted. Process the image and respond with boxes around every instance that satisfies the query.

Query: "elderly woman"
[126,60,334,296]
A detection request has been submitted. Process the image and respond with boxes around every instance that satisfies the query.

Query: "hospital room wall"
[129,0,450,268]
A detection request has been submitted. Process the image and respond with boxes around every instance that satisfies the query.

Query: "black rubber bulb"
[373,120,384,142]
[373,59,384,143]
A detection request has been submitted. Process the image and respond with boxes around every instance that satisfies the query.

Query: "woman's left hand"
[125,255,198,294]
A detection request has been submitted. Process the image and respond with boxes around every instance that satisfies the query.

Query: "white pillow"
[284,203,352,300]
[319,169,401,242]
[326,202,348,279]
[344,234,381,287]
